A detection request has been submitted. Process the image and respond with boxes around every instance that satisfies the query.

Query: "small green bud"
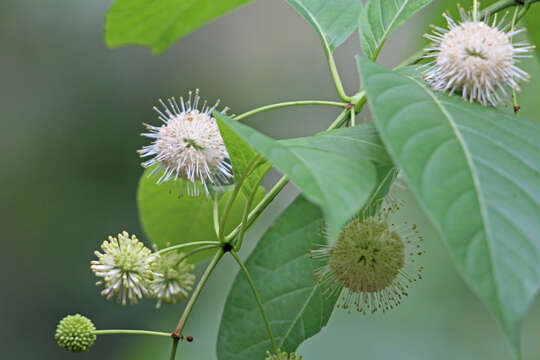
[265,349,302,360]
[55,314,96,353]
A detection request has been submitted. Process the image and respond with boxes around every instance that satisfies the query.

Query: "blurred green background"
[1,0,540,359]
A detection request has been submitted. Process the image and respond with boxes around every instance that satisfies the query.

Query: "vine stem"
[234,100,347,122]
[174,248,225,335]
[93,330,172,337]
[229,250,278,353]
[156,241,222,255]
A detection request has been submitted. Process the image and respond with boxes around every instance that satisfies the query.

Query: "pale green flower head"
[151,250,196,308]
[55,314,96,353]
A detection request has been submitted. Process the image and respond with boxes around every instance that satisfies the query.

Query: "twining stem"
[229,250,278,354]
[156,241,222,255]
[93,330,172,337]
[174,248,225,336]
[234,101,347,122]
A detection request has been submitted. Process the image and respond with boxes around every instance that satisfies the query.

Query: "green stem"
[169,338,179,360]
[483,0,540,15]
[234,101,347,122]
[174,248,225,335]
[175,244,221,265]
[156,241,222,255]
[473,0,479,21]
[93,330,171,337]
[511,5,520,114]
[219,155,261,240]
[229,250,278,353]
[350,107,356,127]
[234,166,271,250]
[213,194,220,238]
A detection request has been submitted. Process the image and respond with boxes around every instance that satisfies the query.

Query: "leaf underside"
[358,56,540,355]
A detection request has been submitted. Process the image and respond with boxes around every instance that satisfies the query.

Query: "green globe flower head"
[55,314,96,353]
[265,349,302,360]
[310,201,425,314]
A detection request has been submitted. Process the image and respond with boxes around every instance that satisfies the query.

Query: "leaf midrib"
[405,75,502,312]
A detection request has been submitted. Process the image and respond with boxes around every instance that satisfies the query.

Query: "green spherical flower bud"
[265,349,302,360]
[55,314,96,353]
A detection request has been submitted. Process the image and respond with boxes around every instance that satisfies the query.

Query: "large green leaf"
[525,5,540,57]
[358,56,540,356]
[216,113,378,242]
[285,0,363,51]
[217,196,337,360]
[137,169,263,263]
[105,0,253,54]
[358,0,432,59]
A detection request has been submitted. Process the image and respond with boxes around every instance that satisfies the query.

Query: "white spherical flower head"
[139,89,232,196]
[310,202,425,314]
[423,9,533,106]
[91,231,159,305]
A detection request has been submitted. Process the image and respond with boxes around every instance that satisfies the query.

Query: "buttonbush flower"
[311,202,425,314]
[55,314,96,353]
[139,89,232,196]
[91,231,158,305]
[151,250,196,308]
[423,8,533,106]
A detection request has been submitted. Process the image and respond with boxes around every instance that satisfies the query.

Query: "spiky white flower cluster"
[423,8,533,106]
[311,202,424,314]
[91,231,159,305]
[139,89,232,196]
[151,250,196,309]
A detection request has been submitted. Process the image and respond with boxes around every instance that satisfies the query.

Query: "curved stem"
[229,250,278,353]
[234,100,347,122]
[483,0,540,15]
[174,248,225,335]
[93,330,171,337]
[175,244,221,265]
[156,241,221,255]
[219,155,261,240]
[234,166,271,250]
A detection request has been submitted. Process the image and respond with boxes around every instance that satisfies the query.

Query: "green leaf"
[215,113,378,242]
[285,0,363,51]
[358,0,433,59]
[217,196,337,360]
[137,169,263,263]
[358,56,540,356]
[525,5,540,57]
[105,0,253,54]
[215,112,270,198]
